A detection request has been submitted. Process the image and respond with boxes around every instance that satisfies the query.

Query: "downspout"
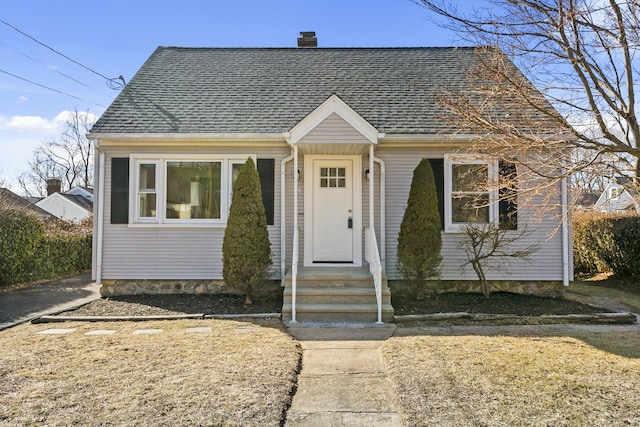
[373,156,386,273]
[95,147,105,286]
[561,174,570,286]
[280,150,295,286]
[369,145,374,239]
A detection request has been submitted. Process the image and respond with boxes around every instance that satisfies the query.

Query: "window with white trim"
[444,156,498,231]
[130,155,254,225]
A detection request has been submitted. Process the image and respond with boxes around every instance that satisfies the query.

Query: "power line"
[0,68,107,108]
[0,18,123,89]
[0,41,112,98]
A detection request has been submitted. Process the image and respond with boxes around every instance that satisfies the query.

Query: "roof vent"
[297,31,317,48]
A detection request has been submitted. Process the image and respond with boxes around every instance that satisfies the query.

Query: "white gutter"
[373,156,386,273]
[561,174,570,286]
[280,150,295,285]
[95,148,105,286]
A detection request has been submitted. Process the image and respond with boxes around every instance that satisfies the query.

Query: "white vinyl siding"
[376,146,565,281]
[100,145,288,280]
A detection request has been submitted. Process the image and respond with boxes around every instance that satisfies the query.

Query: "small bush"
[0,208,92,288]
[573,213,640,278]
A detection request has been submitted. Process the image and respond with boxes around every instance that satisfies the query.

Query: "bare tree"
[458,223,539,297]
[413,0,640,188]
[19,108,96,197]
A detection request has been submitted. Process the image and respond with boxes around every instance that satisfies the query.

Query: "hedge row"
[573,213,640,277]
[0,209,92,287]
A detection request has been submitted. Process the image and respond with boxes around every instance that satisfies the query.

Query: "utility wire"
[0,41,112,98]
[0,68,107,107]
[0,18,123,88]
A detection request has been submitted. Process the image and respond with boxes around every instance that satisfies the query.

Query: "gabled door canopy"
[284,94,384,145]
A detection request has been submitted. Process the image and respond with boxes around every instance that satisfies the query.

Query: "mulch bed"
[66,290,612,318]
[392,292,613,316]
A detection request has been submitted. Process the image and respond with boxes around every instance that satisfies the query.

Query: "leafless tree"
[413,0,639,191]
[18,108,96,197]
[458,223,539,297]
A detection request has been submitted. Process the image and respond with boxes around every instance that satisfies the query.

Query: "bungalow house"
[593,177,640,214]
[89,33,572,323]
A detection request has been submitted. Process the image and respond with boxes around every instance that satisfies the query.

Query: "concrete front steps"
[282,266,394,323]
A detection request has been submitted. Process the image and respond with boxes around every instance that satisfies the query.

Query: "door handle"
[348,216,353,229]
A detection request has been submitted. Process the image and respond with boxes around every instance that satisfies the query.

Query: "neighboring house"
[594,177,640,214]
[36,179,94,223]
[0,187,56,220]
[88,34,572,322]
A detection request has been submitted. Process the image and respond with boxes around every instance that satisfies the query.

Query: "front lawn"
[382,331,640,426]
[0,319,300,426]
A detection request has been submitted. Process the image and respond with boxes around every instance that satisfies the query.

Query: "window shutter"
[428,158,445,230]
[499,161,518,230]
[257,158,275,225]
[111,158,129,224]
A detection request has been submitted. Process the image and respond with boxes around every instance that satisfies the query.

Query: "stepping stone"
[85,330,116,335]
[186,327,212,333]
[132,329,163,335]
[37,328,77,335]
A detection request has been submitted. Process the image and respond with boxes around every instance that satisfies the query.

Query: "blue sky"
[0,0,473,191]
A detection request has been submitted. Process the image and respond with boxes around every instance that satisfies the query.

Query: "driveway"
[0,272,100,330]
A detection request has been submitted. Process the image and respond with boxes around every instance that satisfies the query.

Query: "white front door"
[312,159,354,262]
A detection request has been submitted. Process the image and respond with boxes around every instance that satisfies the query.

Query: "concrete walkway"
[285,324,401,427]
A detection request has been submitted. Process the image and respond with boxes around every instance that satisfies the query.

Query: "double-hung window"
[445,155,498,232]
[130,155,254,226]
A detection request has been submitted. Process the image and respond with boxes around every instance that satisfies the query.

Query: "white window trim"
[444,154,499,233]
[129,154,255,227]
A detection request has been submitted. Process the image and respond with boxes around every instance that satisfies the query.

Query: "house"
[0,187,56,220]
[88,33,572,322]
[35,179,94,223]
[593,177,640,214]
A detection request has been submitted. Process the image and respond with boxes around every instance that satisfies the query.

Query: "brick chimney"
[46,178,62,196]
[297,31,317,48]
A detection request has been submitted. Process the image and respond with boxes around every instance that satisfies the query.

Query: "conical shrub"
[397,158,442,294]
[222,157,271,303]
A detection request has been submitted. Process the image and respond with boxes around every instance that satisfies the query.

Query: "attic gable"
[287,94,381,145]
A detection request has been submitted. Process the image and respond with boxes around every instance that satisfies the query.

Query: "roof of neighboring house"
[91,46,559,136]
[60,193,93,211]
[0,188,56,219]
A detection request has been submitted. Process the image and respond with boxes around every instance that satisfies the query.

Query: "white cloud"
[18,96,29,103]
[0,115,60,134]
[0,110,95,191]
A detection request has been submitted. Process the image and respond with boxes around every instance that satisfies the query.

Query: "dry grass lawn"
[0,319,301,426]
[382,331,640,426]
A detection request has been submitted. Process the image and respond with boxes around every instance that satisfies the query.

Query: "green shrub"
[222,158,272,304]
[573,213,640,278]
[397,158,442,297]
[0,208,92,288]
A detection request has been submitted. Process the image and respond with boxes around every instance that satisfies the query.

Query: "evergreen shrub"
[397,158,442,296]
[222,158,272,304]
[0,209,92,288]
[573,213,640,278]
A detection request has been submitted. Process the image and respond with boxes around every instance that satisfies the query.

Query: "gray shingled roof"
[91,46,547,135]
